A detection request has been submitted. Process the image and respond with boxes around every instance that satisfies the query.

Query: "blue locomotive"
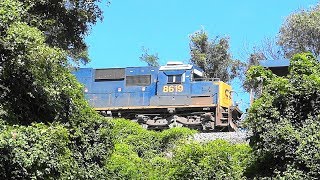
[74,62,242,131]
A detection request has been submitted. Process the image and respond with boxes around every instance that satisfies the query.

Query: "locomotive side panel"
[76,67,159,109]
[123,67,158,106]
[190,82,219,105]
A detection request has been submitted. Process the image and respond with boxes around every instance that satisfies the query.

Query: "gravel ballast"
[193,132,249,144]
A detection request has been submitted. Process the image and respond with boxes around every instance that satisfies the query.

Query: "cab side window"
[168,75,182,84]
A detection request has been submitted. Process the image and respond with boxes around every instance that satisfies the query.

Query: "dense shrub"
[0,123,73,179]
[169,140,252,180]
[244,53,320,178]
[0,117,113,179]
[107,119,253,180]
[107,119,195,179]
[66,116,113,179]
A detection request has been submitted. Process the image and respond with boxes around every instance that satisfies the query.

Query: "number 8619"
[162,85,184,92]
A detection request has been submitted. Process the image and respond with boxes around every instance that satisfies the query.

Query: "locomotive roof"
[159,64,193,71]
[79,62,204,73]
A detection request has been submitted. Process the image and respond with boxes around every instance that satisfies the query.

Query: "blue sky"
[84,0,318,110]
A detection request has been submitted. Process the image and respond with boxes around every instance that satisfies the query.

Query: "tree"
[242,50,265,92]
[19,0,107,64]
[0,0,113,178]
[0,0,109,124]
[278,4,320,57]
[244,53,320,179]
[139,47,160,67]
[252,37,285,61]
[243,48,273,98]
[189,29,244,82]
[242,37,286,98]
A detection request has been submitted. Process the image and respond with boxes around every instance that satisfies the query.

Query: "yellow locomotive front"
[214,81,241,131]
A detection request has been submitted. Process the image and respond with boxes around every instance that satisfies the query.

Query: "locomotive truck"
[74,62,242,131]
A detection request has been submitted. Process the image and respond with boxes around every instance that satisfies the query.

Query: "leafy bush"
[107,119,252,180]
[244,53,320,178]
[67,116,113,179]
[169,140,253,180]
[0,117,113,179]
[0,123,73,179]
[107,119,195,179]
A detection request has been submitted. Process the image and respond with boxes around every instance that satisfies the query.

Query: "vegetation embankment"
[0,0,113,178]
[1,0,320,179]
[244,53,320,179]
[107,119,253,180]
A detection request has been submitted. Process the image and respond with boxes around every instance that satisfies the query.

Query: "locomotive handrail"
[193,78,220,82]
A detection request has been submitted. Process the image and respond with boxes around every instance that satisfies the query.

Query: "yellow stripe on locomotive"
[215,81,233,108]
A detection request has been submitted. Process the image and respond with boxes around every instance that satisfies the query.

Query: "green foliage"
[244,52,320,179]
[1,0,106,64]
[139,47,160,66]
[107,119,252,179]
[170,140,253,180]
[0,0,24,32]
[0,118,113,179]
[0,123,73,179]
[111,119,195,158]
[290,52,320,76]
[243,65,276,98]
[62,110,113,179]
[1,22,72,124]
[189,29,244,82]
[106,143,146,179]
[244,65,276,92]
[0,0,89,124]
[242,52,265,93]
[20,0,106,63]
[159,127,197,150]
[278,4,320,57]
[107,119,194,179]
[0,0,114,179]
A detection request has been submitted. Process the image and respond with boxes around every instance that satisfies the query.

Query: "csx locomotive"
[74,62,242,131]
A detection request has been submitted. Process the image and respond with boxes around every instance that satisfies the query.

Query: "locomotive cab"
[147,62,241,131]
[150,62,219,107]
